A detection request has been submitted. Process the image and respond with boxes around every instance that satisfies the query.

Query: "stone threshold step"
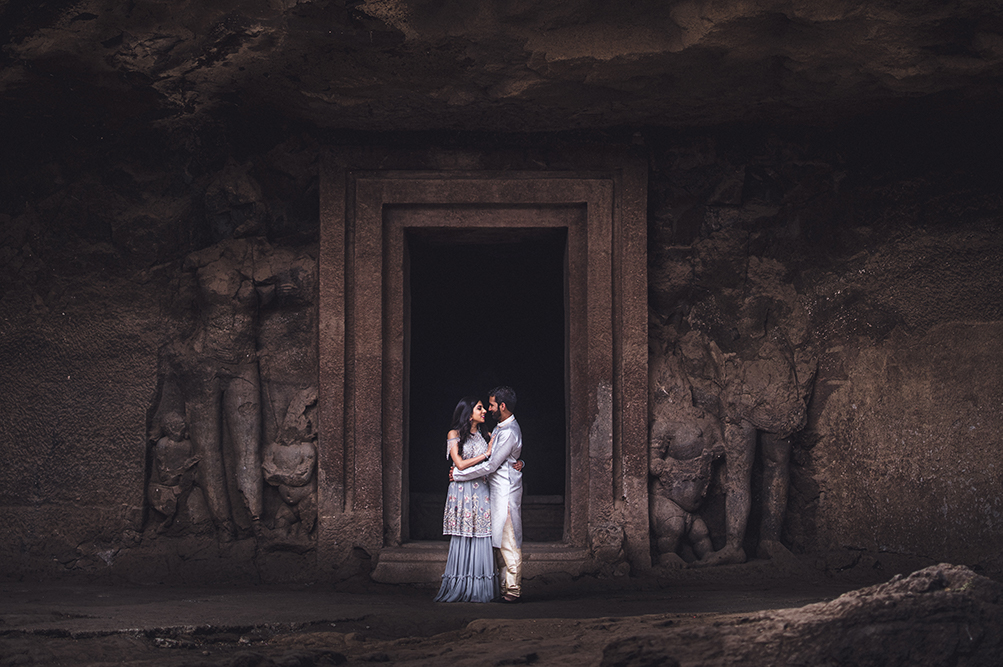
[372,542,592,583]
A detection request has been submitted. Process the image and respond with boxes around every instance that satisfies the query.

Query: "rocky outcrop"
[598,565,1003,666]
[2,1,1003,133]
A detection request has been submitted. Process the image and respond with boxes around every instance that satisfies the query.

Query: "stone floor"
[0,553,963,666]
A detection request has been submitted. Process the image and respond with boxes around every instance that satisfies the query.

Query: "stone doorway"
[405,227,568,543]
[318,148,649,581]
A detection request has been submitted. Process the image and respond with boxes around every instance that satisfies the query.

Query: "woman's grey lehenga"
[435,431,499,602]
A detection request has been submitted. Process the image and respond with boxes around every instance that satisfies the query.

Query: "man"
[450,386,523,602]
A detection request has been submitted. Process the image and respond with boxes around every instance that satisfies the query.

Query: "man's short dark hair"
[490,385,517,412]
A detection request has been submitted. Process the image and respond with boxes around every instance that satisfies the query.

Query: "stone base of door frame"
[372,542,592,584]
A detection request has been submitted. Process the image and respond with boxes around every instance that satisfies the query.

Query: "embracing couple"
[434,386,523,603]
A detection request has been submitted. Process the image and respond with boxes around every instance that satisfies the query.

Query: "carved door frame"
[318,147,649,576]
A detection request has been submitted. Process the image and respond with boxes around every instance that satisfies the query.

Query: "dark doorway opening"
[406,227,567,542]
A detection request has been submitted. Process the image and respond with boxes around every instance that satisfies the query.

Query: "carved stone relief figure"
[261,388,318,542]
[254,247,318,544]
[146,236,319,544]
[679,327,816,567]
[648,351,725,567]
[180,237,267,537]
[146,410,200,530]
[649,250,817,567]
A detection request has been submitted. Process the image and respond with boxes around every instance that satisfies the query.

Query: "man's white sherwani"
[451,415,523,549]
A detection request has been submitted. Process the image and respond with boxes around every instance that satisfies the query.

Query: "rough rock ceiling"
[2,0,1003,134]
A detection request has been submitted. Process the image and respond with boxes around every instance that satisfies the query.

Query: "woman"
[434,396,499,602]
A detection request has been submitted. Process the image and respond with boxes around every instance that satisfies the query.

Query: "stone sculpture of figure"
[649,432,720,567]
[678,327,816,567]
[648,351,725,567]
[261,387,318,540]
[148,235,318,542]
[649,244,817,567]
[181,237,267,536]
[147,410,200,528]
[253,246,318,540]
[253,246,318,459]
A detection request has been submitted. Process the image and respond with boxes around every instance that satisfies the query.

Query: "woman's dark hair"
[450,395,482,448]
[490,385,517,412]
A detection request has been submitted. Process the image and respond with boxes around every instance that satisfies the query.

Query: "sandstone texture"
[3,1,1003,132]
[1,1,1003,584]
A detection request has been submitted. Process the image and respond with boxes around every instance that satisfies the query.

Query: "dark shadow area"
[406,227,567,541]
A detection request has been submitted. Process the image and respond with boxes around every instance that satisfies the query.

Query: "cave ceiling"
[2,0,1003,135]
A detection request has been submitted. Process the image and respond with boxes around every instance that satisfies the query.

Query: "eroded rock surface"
[2,564,995,666]
[3,1,1003,133]
[599,564,1003,666]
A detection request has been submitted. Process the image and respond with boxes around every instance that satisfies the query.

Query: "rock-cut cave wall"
[1,110,1002,582]
[644,115,1003,574]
